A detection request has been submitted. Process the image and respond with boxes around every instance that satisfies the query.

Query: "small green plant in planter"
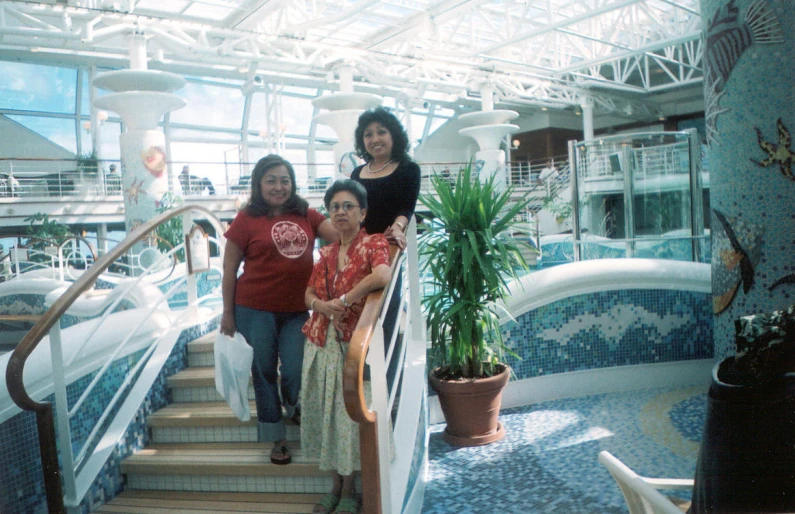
[419,161,531,446]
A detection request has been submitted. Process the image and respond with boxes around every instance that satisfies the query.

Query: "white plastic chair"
[598,451,694,514]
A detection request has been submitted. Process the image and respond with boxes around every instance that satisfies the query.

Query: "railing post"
[406,219,424,343]
[182,212,198,309]
[49,323,79,508]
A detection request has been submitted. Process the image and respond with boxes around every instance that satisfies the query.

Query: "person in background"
[221,155,337,466]
[538,159,559,195]
[350,107,421,250]
[301,179,391,514]
[179,165,216,195]
[106,164,122,195]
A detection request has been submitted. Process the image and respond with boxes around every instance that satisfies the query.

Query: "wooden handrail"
[4,204,221,514]
[343,244,401,514]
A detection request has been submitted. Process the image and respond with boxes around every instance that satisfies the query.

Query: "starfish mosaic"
[125,177,146,204]
[751,118,794,181]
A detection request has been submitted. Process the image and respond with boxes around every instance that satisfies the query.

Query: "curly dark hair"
[354,107,411,163]
[243,155,308,217]
[323,179,368,211]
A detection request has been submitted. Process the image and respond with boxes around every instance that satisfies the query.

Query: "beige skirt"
[300,329,371,476]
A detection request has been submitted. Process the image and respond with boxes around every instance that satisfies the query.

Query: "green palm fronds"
[420,162,532,380]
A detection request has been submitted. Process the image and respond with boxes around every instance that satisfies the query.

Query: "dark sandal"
[313,493,339,514]
[333,497,359,514]
[270,445,291,465]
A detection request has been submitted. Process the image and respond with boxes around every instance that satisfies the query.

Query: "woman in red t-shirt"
[221,155,337,465]
[301,180,391,514]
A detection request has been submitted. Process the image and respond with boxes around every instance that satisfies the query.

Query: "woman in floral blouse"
[301,179,391,514]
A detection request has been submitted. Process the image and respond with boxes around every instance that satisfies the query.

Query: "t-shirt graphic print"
[272,221,309,259]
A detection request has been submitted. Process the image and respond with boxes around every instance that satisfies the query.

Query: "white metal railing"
[6,205,225,514]
[348,217,427,514]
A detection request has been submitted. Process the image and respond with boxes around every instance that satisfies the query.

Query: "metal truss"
[0,0,703,118]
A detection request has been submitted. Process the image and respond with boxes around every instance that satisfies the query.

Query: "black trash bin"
[689,358,795,513]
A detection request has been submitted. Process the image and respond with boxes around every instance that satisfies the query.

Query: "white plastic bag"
[214,331,253,422]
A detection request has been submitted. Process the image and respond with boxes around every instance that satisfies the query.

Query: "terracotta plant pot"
[689,358,795,513]
[429,364,510,447]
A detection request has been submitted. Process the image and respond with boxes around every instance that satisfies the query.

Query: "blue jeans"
[235,306,308,443]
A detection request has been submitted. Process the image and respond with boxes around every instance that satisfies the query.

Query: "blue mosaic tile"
[502,289,713,380]
[423,385,708,513]
[0,317,219,514]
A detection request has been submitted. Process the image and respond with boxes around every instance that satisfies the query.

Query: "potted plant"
[690,302,795,513]
[419,162,531,446]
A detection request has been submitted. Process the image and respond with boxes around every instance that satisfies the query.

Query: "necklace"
[367,159,392,173]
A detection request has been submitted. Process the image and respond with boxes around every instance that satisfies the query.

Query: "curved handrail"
[5,204,222,514]
[6,203,218,411]
[343,245,401,424]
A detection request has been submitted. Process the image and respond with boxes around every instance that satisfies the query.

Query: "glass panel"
[169,127,242,143]
[80,69,92,116]
[573,132,697,264]
[7,115,77,153]
[0,62,77,114]
[630,134,693,261]
[98,122,122,166]
[170,81,245,128]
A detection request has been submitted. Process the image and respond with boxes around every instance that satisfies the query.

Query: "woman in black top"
[350,107,421,249]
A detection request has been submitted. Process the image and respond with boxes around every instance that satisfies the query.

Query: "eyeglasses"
[329,202,360,213]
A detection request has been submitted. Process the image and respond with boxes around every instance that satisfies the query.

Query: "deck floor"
[422,384,708,513]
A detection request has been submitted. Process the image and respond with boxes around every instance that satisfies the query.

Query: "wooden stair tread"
[167,367,229,388]
[97,490,323,513]
[148,401,258,427]
[148,401,298,428]
[121,444,318,475]
[141,441,303,452]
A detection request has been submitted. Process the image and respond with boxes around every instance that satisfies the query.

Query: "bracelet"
[394,221,406,230]
[340,294,351,308]
[310,298,317,310]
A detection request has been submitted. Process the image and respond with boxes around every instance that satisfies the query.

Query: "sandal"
[312,493,339,514]
[270,445,291,465]
[333,497,359,514]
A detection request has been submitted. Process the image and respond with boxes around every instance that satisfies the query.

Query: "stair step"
[167,367,255,403]
[148,401,300,444]
[96,490,325,513]
[122,444,331,493]
[187,336,216,367]
[148,401,259,427]
[122,443,319,474]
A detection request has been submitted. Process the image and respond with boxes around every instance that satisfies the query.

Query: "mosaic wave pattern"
[423,385,708,513]
[502,289,713,380]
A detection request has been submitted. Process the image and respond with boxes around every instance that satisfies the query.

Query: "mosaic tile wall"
[701,0,794,358]
[0,318,218,514]
[501,289,713,380]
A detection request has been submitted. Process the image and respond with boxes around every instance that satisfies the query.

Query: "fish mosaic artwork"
[703,0,783,144]
[712,209,764,314]
[751,118,794,181]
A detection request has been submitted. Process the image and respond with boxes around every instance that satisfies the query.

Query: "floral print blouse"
[302,229,390,347]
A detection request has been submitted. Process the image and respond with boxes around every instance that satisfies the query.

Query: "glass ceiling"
[0,0,704,117]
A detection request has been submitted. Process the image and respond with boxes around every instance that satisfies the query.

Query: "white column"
[581,102,594,141]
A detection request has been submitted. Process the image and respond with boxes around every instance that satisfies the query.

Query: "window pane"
[0,62,77,114]
[7,115,77,153]
[170,81,245,129]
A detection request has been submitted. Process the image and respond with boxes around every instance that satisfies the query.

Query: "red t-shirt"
[225,209,327,312]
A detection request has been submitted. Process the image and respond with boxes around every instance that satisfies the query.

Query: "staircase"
[96,332,334,514]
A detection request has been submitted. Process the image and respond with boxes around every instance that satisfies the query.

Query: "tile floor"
[422,384,709,513]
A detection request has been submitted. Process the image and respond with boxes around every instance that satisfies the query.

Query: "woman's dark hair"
[324,179,368,211]
[244,155,308,217]
[354,107,411,163]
